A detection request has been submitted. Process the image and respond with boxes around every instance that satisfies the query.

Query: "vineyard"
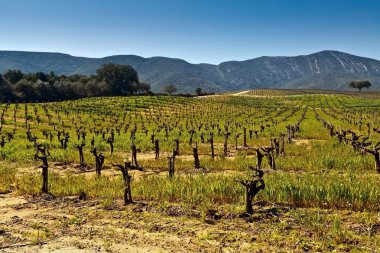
[1,89,380,252]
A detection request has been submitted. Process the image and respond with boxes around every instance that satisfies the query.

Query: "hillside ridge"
[1,50,379,92]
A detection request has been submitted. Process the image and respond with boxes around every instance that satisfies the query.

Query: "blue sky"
[0,0,379,63]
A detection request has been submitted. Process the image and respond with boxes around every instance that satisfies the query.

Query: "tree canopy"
[96,63,139,95]
[0,64,151,102]
[3,70,24,84]
[162,84,177,95]
[348,80,371,92]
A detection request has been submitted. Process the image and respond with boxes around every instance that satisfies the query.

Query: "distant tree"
[3,70,24,84]
[132,82,151,94]
[59,74,67,81]
[86,80,111,97]
[363,81,371,90]
[96,63,139,95]
[47,72,58,84]
[14,80,38,101]
[23,73,37,82]
[35,82,58,101]
[162,84,177,95]
[0,73,15,101]
[35,72,48,82]
[195,87,202,96]
[348,80,371,92]
[68,74,83,82]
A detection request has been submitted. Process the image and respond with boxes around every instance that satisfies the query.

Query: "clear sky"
[0,0,379,64]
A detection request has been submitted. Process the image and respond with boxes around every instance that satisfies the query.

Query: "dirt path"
[1,193,378,252]
[0,193,278,252]
[194,94,221,99]
[231,91,250,96]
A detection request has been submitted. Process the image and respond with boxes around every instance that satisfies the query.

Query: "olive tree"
[348,80,371,92]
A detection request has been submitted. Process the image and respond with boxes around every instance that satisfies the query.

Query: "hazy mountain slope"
[1,50,379,92]
[282,73,380,90]
[217,51,380,90]
[0,51,93,75]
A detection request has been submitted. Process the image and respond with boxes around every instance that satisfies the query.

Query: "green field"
[1,90,380,252]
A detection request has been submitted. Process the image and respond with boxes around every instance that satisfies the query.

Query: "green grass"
[1,91,380,214]
[11,169,380,212]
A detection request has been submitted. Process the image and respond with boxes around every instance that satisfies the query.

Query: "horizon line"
[1,49,379,65]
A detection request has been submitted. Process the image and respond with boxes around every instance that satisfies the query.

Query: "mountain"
[1,50,380,92]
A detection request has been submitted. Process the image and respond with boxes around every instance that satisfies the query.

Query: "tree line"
[0,64,151,102]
